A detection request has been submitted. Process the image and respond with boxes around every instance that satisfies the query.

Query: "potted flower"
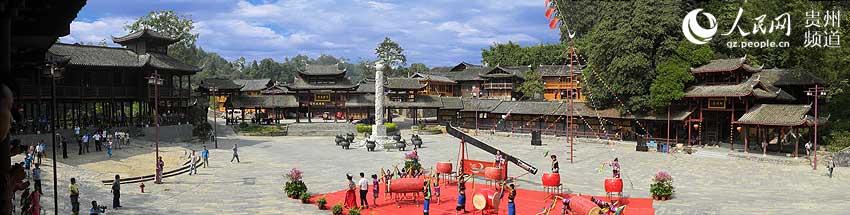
[316,196,328,210]
[284,168,308,199]
[650,171,674,201]
[300,192,311,204]
[331,203,344,215]
[348,207,361,215]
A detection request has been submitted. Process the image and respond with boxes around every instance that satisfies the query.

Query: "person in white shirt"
[81,133,90,154]
[357,172,369,209]
[188,150,198,175]
[93,133,102,152]
[74,126,80,137]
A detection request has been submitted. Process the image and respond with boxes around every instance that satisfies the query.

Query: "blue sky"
[61,0,561,67]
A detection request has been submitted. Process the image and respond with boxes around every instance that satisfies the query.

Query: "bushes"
[827,131,850,152]
[331,203,344,215]
[237,124,286,136]
[316,196,328,210]
[356,123,398,133]
[192,122,212,137]
[348,207,361,215]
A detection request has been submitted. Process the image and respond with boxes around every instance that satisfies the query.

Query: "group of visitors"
[76,127,129,159]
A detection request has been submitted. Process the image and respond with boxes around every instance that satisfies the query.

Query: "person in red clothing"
[28,188,39,215]
[344,174,357,208]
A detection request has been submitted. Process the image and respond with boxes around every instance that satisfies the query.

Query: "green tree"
[375,37,408,77]
[482,42,567,67]
[125,10,199,66]
[409,63,429,74]
[649,41,713,109]
[517,70,545,99]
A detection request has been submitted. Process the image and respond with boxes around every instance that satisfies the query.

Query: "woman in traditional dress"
[344,174,358,208]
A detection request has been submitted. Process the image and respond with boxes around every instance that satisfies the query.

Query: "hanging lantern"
[693,124,699,129]
[549,18,561,29]
[736,126,743,133]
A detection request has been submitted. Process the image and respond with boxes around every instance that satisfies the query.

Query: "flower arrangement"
[300,192,311,203]
[403,151,421,175]
[284,168,308,199]
[650,170,674,200]
[287,168,303,182]
[348,207,362,215]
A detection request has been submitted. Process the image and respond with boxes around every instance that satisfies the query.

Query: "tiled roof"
[112,29,177,44]
[286,76,358,91]
[691,57,762,73]
[234,79,273,92]
[198,79,243,91]
[387,95,443,109]
[260,85,291,94]
[387,78,426,90]
[537,65,582,77]
[48,43,199,72]
[299,64,346,76]
[460,98,502,112]
[412,72,455,83]
[225,95,298,108]
[490,101,562,115]
[684,75,797,101]
[736,104,811,126]
[440,97,463,110]
[756,68,825,86]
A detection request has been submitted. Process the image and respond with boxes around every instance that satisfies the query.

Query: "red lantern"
[736,126,743,133]
[693,124,699,129]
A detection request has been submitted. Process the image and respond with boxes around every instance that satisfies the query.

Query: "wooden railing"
[482,83,513,89]
[545,82,580,89]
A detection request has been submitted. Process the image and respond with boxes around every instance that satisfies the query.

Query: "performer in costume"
[423,180,431,215]
[456,175,469,214]
[344,174,358,208]
[434,174,441,204]
[590,197,626,215]
[507,183,517,215]
[607,158,621,178]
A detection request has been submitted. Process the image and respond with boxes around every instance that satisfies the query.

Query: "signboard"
[314,94,331,102]
[708,98,726,109]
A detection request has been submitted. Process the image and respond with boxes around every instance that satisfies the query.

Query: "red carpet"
[312,181,654,215]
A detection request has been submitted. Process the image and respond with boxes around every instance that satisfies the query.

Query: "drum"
[472,189,497,210]
[604,178,623,193]
[542,173,561,187]
[389,178,424,193]
[437,162,453,174]
[484,167,505,180]
[569,197,602,215]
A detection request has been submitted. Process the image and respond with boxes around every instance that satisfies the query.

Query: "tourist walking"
[230,144,240,163]
[188,150,198,175]
[344,174,357,208]
[202,145,209,168]
[82,133,90,154]
[32,164,42,195]
[35,140,44,165]
[111,175,121,208]
[805,142,812,157]
[69,178,80,215]
[371,174,379,208]
[61,135,68,159]
[155,156,164,184]
[93,132,101,152]
[828,156,836,178]
[28,186,40,215]
[105,139,113,158]
[357,172,369,209]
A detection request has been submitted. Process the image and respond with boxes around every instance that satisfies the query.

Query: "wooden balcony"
[545,82,580,89]
[482,83,513,90]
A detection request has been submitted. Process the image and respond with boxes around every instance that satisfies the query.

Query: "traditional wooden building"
[13,29,199,132]
[223,95,298,124]
[682,57,822,153]
[424,62,529,99]
[198,78,243,113]
[480,66,529,99]
[411,72,455,96]
[286,64,358,122]
[538,65,584,101]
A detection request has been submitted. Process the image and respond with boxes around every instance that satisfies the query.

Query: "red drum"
[472,189,497,210]
[389,178,424,193]
[542,173,561,187]
[484,167,505,180]
[569,197,602,215]
[436,162,453,174]
[604,178,623,193]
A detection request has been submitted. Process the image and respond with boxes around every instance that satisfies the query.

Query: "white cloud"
[366,1,396,10]
[60,17,135,45]
[436,21,480,37]
[234,1,283,18]
[195,19,315,51]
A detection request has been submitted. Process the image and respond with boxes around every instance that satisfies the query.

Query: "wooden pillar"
[730,101,735,151]
[744,125,749,153]
[793,127,799,158]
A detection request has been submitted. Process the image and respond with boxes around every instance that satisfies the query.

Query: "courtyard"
[29,123,849,215]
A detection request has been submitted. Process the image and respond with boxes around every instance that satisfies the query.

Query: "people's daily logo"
[682,9,717,45]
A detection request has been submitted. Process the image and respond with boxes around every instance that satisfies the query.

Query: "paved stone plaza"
[32,125,849,215]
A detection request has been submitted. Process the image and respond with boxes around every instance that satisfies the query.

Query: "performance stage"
[312,181,655,215]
